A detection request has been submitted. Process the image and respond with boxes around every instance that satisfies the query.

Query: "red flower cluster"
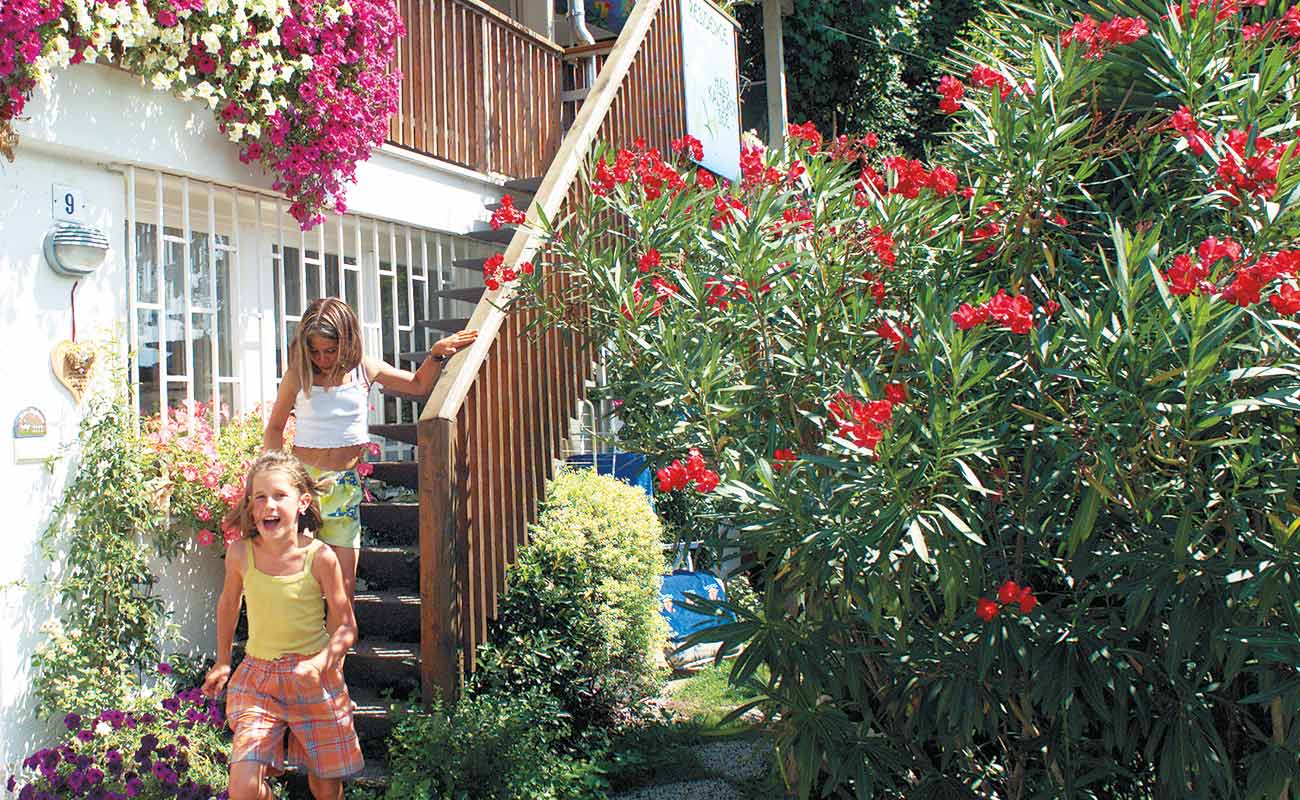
[1163,235,1241,296]
[867,226,897,267]
[621,275,679,319]
[952,290,1038,334]
[773,448,797,471]
[787,121,823,153]
[670,134,704,161]
[1162,237,1300,310]
[977,580,1039,621]
[1213,129,1291,203]
[637,248,661,273]
[711,194,748,229]
[1169,106,1212,155]
[858,158,958,201]
[740,144,784,189]
[969,64,1012,99]
[937,75,965,114]
[704,276,752,311]
[489,194,527,231]
[876,319,913,352]
[592,143,687,200]
[656,448,720,493]
[480,252,531,291]
[1059,13,1150,59]
[828,390,897,451]
[776,204,815,233]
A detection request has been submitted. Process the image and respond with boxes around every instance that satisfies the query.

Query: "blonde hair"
[221,451,324,538]
[289,297,363,396]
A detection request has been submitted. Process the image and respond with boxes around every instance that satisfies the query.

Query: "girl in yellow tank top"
[201,452,362,800]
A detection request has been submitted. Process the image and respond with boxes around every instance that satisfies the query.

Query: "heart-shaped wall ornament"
[51,340,97,403]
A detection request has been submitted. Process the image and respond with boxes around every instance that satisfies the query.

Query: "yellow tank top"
[243,538,330,660]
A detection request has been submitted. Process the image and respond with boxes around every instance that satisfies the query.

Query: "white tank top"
[292,364,370,448]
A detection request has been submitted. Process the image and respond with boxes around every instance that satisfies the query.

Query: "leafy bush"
[8,679,230,800]
[382,691,605,800]
[33,369,263,718]
[510,1,1300,795]
[471,469,669,733]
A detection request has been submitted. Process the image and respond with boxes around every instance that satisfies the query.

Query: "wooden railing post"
[418,415,460,703]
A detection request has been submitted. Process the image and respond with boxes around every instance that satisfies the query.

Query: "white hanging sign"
[680,0,740,181]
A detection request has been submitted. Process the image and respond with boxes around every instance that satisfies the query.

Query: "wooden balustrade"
[417,0,694,701]
[389,0,564,178]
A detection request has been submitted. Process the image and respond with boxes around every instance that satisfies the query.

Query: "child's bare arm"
[311,544,357,674]
[202,543,246,697]
[364,329,477,397]
[262,365,301,451]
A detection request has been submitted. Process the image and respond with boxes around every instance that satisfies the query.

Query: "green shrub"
[383,691,605,800]
[471,469,669,733]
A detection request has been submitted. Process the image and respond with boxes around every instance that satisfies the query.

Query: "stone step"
[351,685,396,744]
[368,460,418,491]
[361,502,418,538]
[358,545,419,589]
[283,762,388,799]
[430,286,487,302]
[464,226,517,246]
[504,176,543,195]
[354,589,421,642]
[345,638,420,697]
[414,317,472,333]
[369,423,417,446]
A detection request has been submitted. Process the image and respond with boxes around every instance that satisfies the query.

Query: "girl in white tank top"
[262,297,477,600]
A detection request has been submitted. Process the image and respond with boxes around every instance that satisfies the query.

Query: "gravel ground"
[609,736,773,800]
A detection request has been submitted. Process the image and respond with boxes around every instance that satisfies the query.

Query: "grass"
[598,662,782,797]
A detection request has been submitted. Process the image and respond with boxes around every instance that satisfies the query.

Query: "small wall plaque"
[14,407,47,438]
[14,406,54,464]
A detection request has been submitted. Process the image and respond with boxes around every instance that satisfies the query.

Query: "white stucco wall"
[0,62,504,771]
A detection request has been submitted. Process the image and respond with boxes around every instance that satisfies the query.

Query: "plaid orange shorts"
[226,654,363,779]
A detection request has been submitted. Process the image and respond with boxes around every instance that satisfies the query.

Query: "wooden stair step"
[451,256,491,272]
[504,176,543,194]
[370,423,417,446]
[464,226,518,246]
[345,638,420,696]
[368,461,418,491]
[361,502,418,537]
[430,286,487,302]
[354,589,421,641]
[414,317,471,333]
[350,686,397,743]
[358,544,419,589]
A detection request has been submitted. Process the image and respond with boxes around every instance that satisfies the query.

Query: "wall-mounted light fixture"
[43,221,109,277]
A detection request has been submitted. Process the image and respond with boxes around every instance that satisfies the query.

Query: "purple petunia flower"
[63,713,81,730]
[125,777,144,798]
[157,662,173,675]
[76,729,95,743]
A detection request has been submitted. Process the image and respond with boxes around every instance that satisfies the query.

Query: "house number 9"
[52,183,84,221]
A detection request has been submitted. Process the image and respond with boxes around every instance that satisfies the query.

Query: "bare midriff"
[292,444,364,472]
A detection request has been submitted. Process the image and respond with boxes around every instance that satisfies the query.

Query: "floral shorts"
[226,654,363,779]
[306,465,363,550]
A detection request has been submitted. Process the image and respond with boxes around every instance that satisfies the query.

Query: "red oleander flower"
[969,64,1012,99]
[997,580,1020,605]
[671,134,704,161]
[1017,586,1038,613]
[863,132,879,149]
[1271,283,1300,315]
[489,194,527,231]
[638,248,661,273]
[773,448,797,470]
[884,382,908,405]
[976,598,999,622]
[952,302,988,330]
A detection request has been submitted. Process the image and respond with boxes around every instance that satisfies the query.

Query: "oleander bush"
[507,0,1300,796]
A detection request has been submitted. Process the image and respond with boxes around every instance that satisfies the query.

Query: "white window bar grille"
[125,167,241,428]
[126,168,492,450]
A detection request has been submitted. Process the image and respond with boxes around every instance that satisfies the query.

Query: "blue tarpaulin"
[565,451,653,497]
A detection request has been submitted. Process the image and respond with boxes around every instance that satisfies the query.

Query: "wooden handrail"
[423,0,666,424]
[452,0,565,54]
[417,0,689,702]
[388,0,563,177]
